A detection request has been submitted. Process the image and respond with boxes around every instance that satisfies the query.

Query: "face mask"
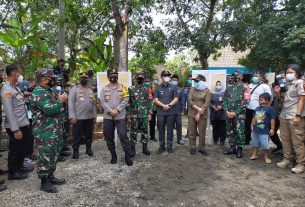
[187,80,192,86]
[252,77,259,84]
[0,77,3,83]
[136,77,144,84]
[144,82,151,87]
[88,70,94,77]
[47,78,55,88]
[194,81,207,91]
[17,75,24,84]
[80,79,88,85]
[171,81,178,86]
[215,86,222,91]
[286,73,295,81]
[163,77,171,83]
[153,80,158,85]
[109,75,118,83]
[233,76,241,83]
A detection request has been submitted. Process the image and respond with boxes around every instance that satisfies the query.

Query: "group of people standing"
[0,62,304,194]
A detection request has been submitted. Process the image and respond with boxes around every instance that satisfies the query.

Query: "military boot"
[236,147,243,158]
[125,152,133,166]
[72,149,79,159]
[142,143,150,156]
[110,150,117,164]
[223,145,236,155]
[130,140,136,157]
[49,173,66,185]
[40,178,58,193]
[86,147,94,157]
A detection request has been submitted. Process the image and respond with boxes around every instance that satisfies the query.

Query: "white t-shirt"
[247,83,272,110]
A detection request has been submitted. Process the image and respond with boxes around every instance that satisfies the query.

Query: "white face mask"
[163,77,171,83]
[17,75,24,84]
[286,73,296,81]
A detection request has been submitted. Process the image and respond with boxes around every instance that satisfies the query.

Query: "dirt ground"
[0,119,305,207]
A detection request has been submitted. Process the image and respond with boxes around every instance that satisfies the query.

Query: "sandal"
[265,158,272,164]
[250,155,258,160]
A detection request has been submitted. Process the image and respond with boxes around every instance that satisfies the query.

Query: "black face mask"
[88,71,94,77]
[233,76,241,82]
[80,79,88,85]
[0,77,3,83]
[136,77,144,84]
[47,78,56,88]
[109,75,118,83]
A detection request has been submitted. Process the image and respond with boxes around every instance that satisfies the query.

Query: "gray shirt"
[68,85,97,120]
[280,79,305,119]
[154,83,178,116]
[172,86,185,114]
[1,81,29,131]
[100,83,129,120]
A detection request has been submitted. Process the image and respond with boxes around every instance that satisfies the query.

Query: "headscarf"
[212,84,226,95]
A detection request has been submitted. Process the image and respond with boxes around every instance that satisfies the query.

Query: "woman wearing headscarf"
[210,81,226,146]
[188,75,211,155]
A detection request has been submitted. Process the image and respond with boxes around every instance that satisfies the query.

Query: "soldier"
[171,74,185,145]
[223,70,248,158]
[100,69,133,166]
[69,72,97,159]
[31,68,68,193]
[154,71,178,154]
[127,72,153,157]
[1,64,34,181]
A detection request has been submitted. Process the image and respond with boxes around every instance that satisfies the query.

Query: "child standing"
[250,93,276,163]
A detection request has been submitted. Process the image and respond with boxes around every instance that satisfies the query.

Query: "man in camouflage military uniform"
[100,69,133,166]
[223,70,248,158]
[30,68,68,193]
[127,72,153,157]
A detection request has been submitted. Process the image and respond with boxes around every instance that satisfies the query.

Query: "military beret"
[35,68,55,80]
[161,70,171,77]
[107,69,118,76]
[192,74,206,81]
[79,72,88,78]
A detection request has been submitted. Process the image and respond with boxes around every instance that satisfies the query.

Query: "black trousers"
[157,115,175,149]
[6,125,30,174]
[149,111,157,139]
[211,120,226,144]
[174,114,182,142]
[72,119,93,150]
[103,118,130,153]
[270,116,282,148]
[245,108,255,144]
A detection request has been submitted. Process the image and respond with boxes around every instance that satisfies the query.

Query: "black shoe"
[130,144,136,157]
[220,142,225,147]
[62,146,71,152]
[57,156,66,162]
[0,169,8,175]
[272,146,283,153]
[199,149,208,156]
[27,154,37,161]
[125,153,133,166]
[190,148,196,155]
[8,172,28,180]
[142,143,150,156]
[236,147,243,158]
[167,148,173,153]
[110,151,117,164]
[19,165,34,173]
[157,148,165,155]
[60,150,71,157]
[49,173,66,185]
[0,179,4,185]
[224,145,236,155]
[72,149,79,159]
[86,148,94,157]
[0,184,7,192]
[40,178,58,193]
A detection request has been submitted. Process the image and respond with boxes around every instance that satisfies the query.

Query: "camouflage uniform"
[223,73,248,148]
[30,69,64,179]
[127,82,153,144]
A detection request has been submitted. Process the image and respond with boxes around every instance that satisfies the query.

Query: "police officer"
[69,72,97,159]
[223,70,248,158]
[100,69,133,166]
[170,74,185,145]
[154,71,178,154]
[31,68,68,193]
[1,64,34,181]
[127,72,153,157]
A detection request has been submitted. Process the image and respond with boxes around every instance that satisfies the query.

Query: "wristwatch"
[296,114,301,118]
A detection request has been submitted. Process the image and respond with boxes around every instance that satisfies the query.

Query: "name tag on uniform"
[80,96,85,101]
[219,97,223,102]
[16,94,23,100]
